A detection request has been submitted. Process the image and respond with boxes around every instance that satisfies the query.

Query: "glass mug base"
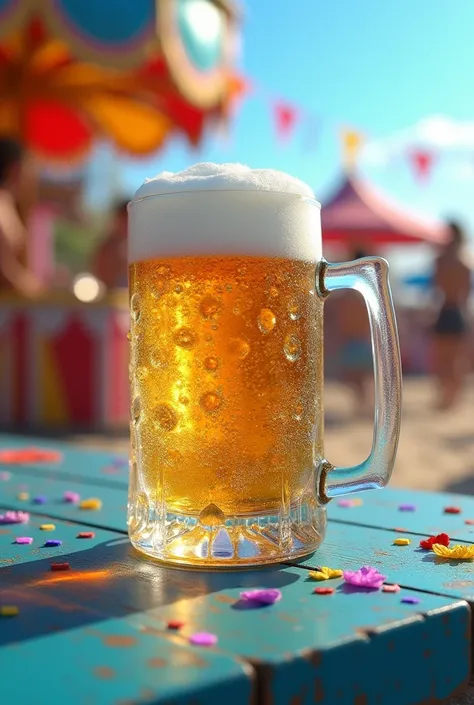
[128,494,327,568]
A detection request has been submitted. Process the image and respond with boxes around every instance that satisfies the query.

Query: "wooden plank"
[0,472,127,532]
[0,510,469,704]
[0,433,128,489]
[328,487,474,542]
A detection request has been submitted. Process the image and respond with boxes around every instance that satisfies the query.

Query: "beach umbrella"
[0,0,241,163]
[322,175,447,247]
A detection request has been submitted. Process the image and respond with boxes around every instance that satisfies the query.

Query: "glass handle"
[316,257,402,502]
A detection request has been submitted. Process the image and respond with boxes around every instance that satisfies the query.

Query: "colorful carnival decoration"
[0,0,240,162]
[322,175,447,247]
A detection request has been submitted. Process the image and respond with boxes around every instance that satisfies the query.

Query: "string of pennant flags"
[229,77,437,182]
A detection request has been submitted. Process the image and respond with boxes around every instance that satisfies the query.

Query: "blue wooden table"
[0,434,473,705]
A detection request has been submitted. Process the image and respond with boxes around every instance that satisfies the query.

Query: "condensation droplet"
[174,327,197,349]
[131,396,141,423]
[269,286,279,298]
[200,392,222,413]
[258,308,276,334]
[288,299,302,321]
[199,296,221,318]
[228,338,250,360]
[204,356,219,371]
[153,403,178,431]
[294,402,304,421]
[284,334,302,362]
[211,324,218,331]
[199,503,225,527]
[130,294,141,322]
[157,265,171,277]
[174,284,183,294]
[178,394,189,405]
[150,348,166,368]
[237,266,247,276]
[152,279,169,299]
[238,280,249,291]
[136,366,149,381]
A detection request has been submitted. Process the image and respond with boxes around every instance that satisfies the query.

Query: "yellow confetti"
[0,606,19,616]
[393,538,411,546]
[432,544,474,559]
[79,498,102,510]
[40,524,56,531]
[17,492,29,501]
[309,566,343,581]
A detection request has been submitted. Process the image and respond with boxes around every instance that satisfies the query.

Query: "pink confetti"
[189,632,218,647]
[337,499,353,508]
[63,491,80,503]
[0,511,29,525]
[382,584,401,593]
[398,504,416,511]
[15,537,33,545]
[343,566,387,589]
[0,472,11,481]
[240,589,282,605]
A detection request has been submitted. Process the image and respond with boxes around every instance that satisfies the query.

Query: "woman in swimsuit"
[0,138,43,298]
[432,221,471,410]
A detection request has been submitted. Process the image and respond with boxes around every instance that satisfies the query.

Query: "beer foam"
[129,163,321,262]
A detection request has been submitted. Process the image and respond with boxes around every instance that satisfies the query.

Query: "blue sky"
[115,0,474,255]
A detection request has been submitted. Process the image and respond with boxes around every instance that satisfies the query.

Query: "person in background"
[91,198,129,289]
[0,138,44,298]
[336,247,373,416]
[432,220,472,410]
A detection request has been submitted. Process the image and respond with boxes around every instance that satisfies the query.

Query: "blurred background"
[0,0,473,493]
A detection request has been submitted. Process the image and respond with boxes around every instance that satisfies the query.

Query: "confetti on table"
[382,584,401,593]
[167,620,184,630]
[33,495,47,505]
[189,632,218,647]
[79,498,102,510]
[111,455,128,468]
[313,587,334,595]
[337,498,363,508]
[77,532,95,539]
[0,606,19,616]
[0,471,11,481]
[393,537,411,546]
[432,544,474,560]
[64,491,80,503]
[40,524,56,531]
[465,520,474,525]
[17,492,29,501]
[419,533,450,550]
[444,506,461,514]
[0,448,62,464]
[15,537,33,545]
[309,566,343,581]
[45,540,62,547]
[401,596,420,605]
[240,588,282,605]
[343,566,387,589]
[394,527,409,532]
[398,503,416,511]
[51,562,70,571]
[0,511,29,524]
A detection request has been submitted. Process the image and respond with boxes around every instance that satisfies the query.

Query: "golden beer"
[129,254,323,517]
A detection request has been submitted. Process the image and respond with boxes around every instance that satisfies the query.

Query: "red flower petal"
[419,533,450,549]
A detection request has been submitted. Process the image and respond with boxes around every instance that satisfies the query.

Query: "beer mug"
[128,164,401,568]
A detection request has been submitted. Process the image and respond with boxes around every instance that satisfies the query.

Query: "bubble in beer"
[227,338,250,360]
[153,403,178,431]
[136,366,149,381]
[130,294,141,322]
[200,392,222,413]
[174,327,197,349]
[269,286,279,298]
[200,296,221,318]
[152,278,169,299]
[288,300,302,321]
[204,356,219,371]
[199,503,225,527]
[284,334,302,362]
[131,396,141,423]
[157,265,171,277]
[174,284,183,294]
[258,308,276,334]
[150,348,166,368]
[178,394,189,405]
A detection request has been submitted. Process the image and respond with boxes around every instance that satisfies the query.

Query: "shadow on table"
[443,472,474,496]
[0,538,300,646]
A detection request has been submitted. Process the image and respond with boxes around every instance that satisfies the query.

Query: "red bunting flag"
[408,149,436,182]
[273,101,298,143]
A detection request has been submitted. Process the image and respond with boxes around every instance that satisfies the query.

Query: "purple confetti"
[33,495,47,505]
[0,471,11,481]
[0,511,29,525]
[15,537,33,545]
[240,588,282,605]
[189,632,218,647]
[401,596,420,605]
[343,566,387,589]
[45,540,62,547]
[63,491,80,503]
[112,455,128,469]
[398,503,416,511]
